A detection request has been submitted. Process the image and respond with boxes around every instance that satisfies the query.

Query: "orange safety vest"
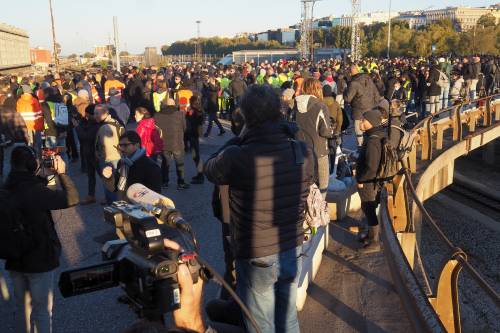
[178,89,193,113]
[16,94,44,131]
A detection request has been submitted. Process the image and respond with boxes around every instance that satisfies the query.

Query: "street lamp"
[387,0,392,59]
[195,20,201,62]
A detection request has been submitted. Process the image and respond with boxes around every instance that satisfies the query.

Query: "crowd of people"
[0,53,498,333]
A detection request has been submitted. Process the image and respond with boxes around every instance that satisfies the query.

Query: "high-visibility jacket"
[267,76,280,88]
[256,74,265,85]
[153,91,168,112]
[104,80,125,99]
[16,94,43,131]
[91,86,101,104]
[402,80,412,101]
[178,89,193,113]
[278,73,289,86]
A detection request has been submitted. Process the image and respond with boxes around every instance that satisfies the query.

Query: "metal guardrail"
[381,94,500,333]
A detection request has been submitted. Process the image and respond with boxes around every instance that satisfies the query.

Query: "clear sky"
[1,0,496,55]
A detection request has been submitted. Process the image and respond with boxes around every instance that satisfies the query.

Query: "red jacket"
[136,118,163,157]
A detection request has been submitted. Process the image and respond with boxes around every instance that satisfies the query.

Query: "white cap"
[438,57,445,63]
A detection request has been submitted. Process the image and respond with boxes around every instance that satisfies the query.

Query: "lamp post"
[387,0,392,59]
[195,20,201,62]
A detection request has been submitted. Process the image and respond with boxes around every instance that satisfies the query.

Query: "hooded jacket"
[107,97,130,125]
[345,73,380,120]
[294,94,333,158]
[356,126,385,184]
[3,171,79,273]
[136,118,163,157]
[204,121,315,259]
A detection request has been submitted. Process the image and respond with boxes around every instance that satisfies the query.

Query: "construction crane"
[299,0,320,61]
[351,0,361,61]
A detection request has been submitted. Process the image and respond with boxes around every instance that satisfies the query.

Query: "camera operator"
[3,145,79,333]
[102,130,162,200]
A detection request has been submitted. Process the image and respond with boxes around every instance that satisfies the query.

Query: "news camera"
[41,146,65,169]
[58,184,203,321]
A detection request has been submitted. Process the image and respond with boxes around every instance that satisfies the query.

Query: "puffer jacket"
[356,125,385,184]
[294,94,333,158]
[136,118,163,157]
[204,121,316,259]
[155,104,186,152]
[345,73,380,120]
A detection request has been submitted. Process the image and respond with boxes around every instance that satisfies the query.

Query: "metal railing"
[381,94,500,333]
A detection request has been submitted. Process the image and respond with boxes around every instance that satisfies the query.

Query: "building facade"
[396,11,427,29]
[0,23,30,70]
[144,47,158,66]
[94,45,114,58]
[30,47,51,64]
[424,6,499,31]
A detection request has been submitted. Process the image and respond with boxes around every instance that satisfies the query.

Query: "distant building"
[313,16,334,29]
[144,47,158,66]
[423,6,500,31]
[30,47,51,64]
[0,23,30,71]
[94,45,114,58]
[255,28,298,45]
[337,11,400,27]
[396,11,427,29]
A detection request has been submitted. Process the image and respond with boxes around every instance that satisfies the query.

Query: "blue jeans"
[99,159,119,204]
[236,245,302,333]
[9,270,54,333]
[441,84,450,109]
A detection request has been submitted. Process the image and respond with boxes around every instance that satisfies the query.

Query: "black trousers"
[358,182,381,227]
[220,223,236,300]
[190,135,203,175]
[82,147,96,196]
[66,128,79,160]
[161,150,185,184]
[206,112,224,135]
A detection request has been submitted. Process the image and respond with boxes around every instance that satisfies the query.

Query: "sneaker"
[191,174,204,184]
[177,183,190,190]
[80,195,96,205]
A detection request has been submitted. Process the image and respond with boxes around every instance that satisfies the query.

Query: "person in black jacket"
[355,109,385,253]
[427,64,442,115]
[75,104,100,204]
[155,98,190,189]
[4,145,79,333]
[187,95,205,184]
[102,131,162,199]
[203,76,225,137]
[228,70,247,109]
[204,85,315,333]
[345,65,380,146]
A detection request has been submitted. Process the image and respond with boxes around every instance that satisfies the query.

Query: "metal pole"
[48,0,59,73]
[113,16,121,71]
[196,20,201,62]
[387,0,392,59]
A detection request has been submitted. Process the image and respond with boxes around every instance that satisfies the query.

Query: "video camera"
[58,184,203,321]
[41,146,65,169]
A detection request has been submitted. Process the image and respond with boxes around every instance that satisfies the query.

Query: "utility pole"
[387,0,392,59]
[113,16,121,71]
[48,0,59,73]
[195,20,201,62]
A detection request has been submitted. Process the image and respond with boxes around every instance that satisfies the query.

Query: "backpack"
[371,125,416,182]
[437,70,449,88]
[304,183,331,228]
[53,103,69,127]
[0,189,34,260]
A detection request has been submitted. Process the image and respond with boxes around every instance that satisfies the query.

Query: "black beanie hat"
[363,109,382,128]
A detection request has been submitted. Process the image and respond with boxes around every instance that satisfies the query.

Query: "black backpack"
[0,189,34,260]
[371,125,416,182]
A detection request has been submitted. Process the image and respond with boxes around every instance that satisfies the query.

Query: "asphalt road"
[0,123,232,333]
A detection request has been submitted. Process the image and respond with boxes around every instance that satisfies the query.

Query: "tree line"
[162,14,499,57]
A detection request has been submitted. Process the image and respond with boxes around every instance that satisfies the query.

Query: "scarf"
[117,148,146,191]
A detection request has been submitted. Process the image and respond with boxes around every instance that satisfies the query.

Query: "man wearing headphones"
[3,146,79,333]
